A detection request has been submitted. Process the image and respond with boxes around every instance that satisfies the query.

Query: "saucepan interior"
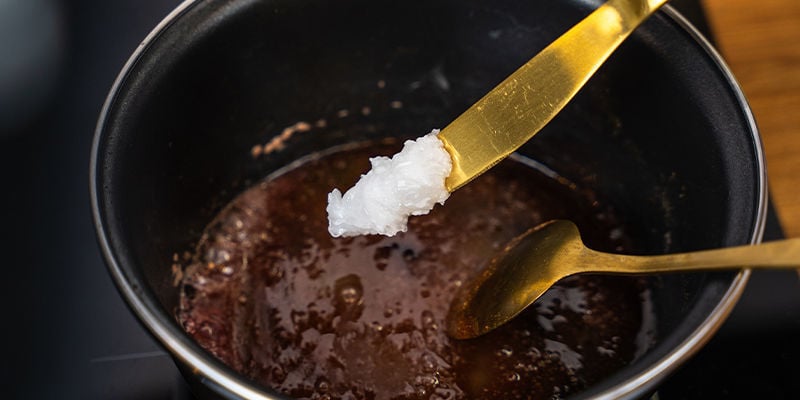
[92,0,764,398]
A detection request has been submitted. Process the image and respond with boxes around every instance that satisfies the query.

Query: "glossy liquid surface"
[177,143,655,399]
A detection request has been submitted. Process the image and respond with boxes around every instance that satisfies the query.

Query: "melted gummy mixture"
[177,143,655,400]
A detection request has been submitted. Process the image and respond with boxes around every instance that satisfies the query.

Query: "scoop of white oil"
[327,130,452,237]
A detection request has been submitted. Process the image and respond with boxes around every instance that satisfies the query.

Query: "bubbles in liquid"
[315,377,331,393]
[332,274,364,320]
[271,365,287,383]
[402,248,417,261]
[205,248,231,264]
[497,345,514,358]
[421,310,437,330]
[340,287,359,304]
[416,374,440,387]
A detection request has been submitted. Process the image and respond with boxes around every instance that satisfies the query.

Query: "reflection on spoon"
[447,220,800,339]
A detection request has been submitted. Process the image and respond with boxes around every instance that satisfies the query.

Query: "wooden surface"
[701,0,800,237]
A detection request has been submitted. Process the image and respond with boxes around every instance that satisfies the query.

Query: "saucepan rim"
[90,1,766,399]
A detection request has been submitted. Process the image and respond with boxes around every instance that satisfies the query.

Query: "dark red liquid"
[177,143,655,399]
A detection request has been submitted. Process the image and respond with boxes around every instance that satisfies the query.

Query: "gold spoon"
[447,220,800,339]
[439,0,668,192]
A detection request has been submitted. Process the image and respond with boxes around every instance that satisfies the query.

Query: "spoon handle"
[587,238,800,274]
[438,0,668,192]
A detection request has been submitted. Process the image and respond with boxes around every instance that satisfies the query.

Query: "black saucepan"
[91,0,765,398]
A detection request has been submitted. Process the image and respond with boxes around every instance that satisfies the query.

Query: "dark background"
[1,0,797,398]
